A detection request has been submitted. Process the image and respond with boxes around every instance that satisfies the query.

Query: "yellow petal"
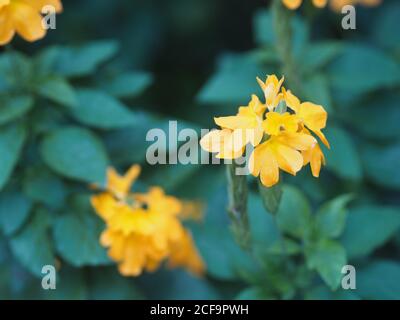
[263,112,299,136]
[91,193,118,222]
[214,114,255,130]
[283,88,301,113]
[9,2,46,42]
[276,132,317,151]
[272,142,303,175]
[249,142,280,187]
[25,0,63,13]
[282,0,303,10]
[0,7,15,45]
[298,102,327,131]
[314,129,330,149]
[312,0,327,8]
[107,164,141,198]
[0,0,10,10]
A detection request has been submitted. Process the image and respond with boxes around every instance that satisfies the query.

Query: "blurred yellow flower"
[282,0,380,10]
[200,75,329,188]
[0,0,62,45]
[91,165,205,277]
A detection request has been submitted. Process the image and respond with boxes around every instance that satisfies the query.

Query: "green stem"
[226,162,250,250]
[272,0,301,95]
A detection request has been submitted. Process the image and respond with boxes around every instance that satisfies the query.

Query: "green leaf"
[258,181,282,215]
[88,267,144,300]
[357,260,400,300]
[276,185,312,239]
[22,166,67,210]
[315,194,353,239]
[53,210,110,267]
[341,206,400,259]
[54,41,119,77]
[35,76,77,107]
[301,41,343,74]
[0,192,32,236]
[235,287,271,300]
[347,92,400,141]
[306,239,346,290]
[197,53,264,105]
[104,112,163,166]
[0,123,26,190]
[306,286,360,300]
[361,142,400,190]
[371,2,400,52]
[0,52,33,86]
[324,125,362,181]
[328,44,400,94]
[103,72,153,98]
[10,209,55,277]
[0,95,34,126]
[67,89,136,129]
[40,127,109,184]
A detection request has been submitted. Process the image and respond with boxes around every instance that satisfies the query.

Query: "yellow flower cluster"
[91,165,205,277]
[0,0,62,45]
[200,75,329,188]
[282,0,381,11]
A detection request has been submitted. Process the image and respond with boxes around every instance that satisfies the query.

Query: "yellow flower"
[283,88,330,148]
[106,164,141,199]
[256,75,284,111]
[282,0,381,11]
[282,0,327,10]
[0,0,62,45]
[330,0,381,11]
[200,95,265,159]
[91,165,205,277]
[249,113,317,187]
[200,74,329,188]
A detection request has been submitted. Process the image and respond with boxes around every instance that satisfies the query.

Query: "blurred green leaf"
[54,41,119,78]
[0,192,32,236]
[67,89,136,129]
[328,44,400,94]
[357,260,400,300]
[315,194,353,239]
[276,185,312,239]
[0,95,34,126]
[301,42,343,74]
[341,205,400,259]
[324,125,362,181]
[194,224,253,281]
[88,267,144,300]
[53,210,110,267]
[10,209,54,277]
[103,72,153,98]
[306,239,346,290]
[371,2,400,53]
[361,142,400,190]
[0,123,26,190]
[348,92,400,141]
[22,166,67,210]
[306,285,360,300]
[35,76,77,108]
[197,53,265,105]
[235,287,270,300]
[41,127,109,184]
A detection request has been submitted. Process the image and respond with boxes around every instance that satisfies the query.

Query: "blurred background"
[0,0,400,299]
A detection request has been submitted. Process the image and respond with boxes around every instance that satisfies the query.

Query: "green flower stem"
[226,162,250,250]
[272,0,301,94]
